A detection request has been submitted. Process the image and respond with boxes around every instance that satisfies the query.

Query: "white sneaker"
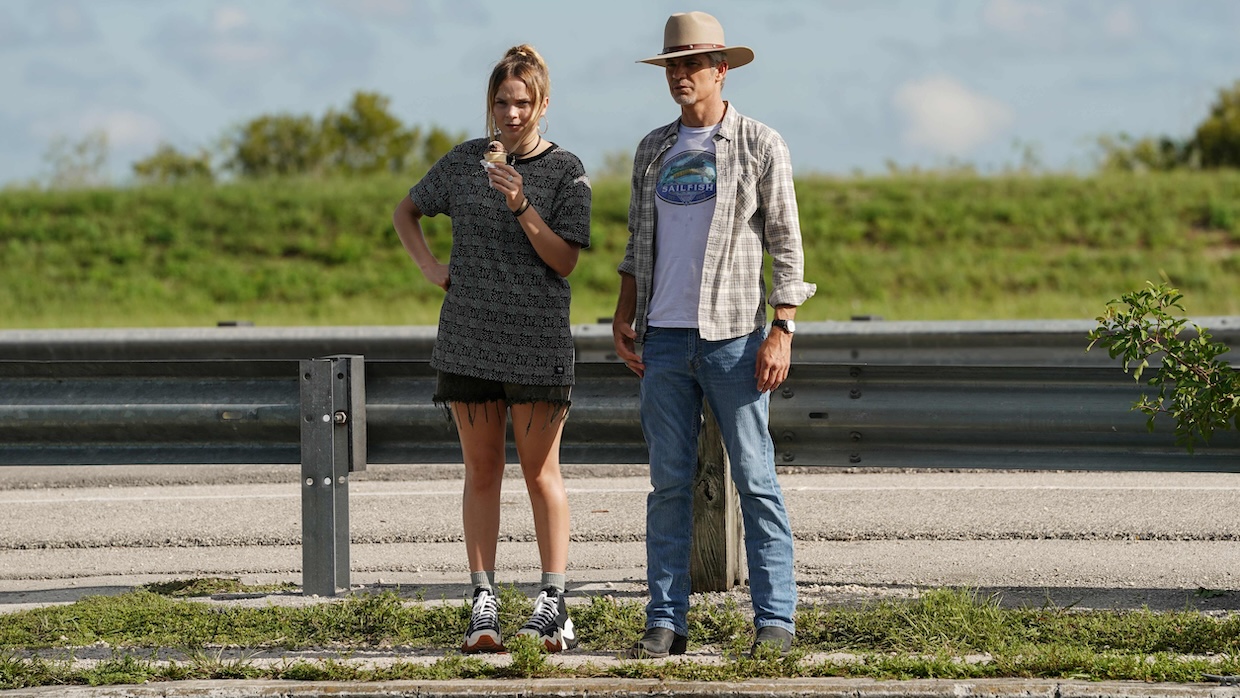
[461,587,503,653]
[516,587,578,652]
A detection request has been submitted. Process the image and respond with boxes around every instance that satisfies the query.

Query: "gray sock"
[471,571,495,593]
[541,572,566,595]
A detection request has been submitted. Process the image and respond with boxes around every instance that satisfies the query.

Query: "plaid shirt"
[619,104,816,342]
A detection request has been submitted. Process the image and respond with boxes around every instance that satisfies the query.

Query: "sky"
[2,0,1238,186]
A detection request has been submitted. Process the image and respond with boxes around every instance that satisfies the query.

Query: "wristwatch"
[771,319,796,335]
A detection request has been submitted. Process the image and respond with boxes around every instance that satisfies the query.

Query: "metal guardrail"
[0,359,302,465]
[771,364,1240,471]
[364,360,1240,470]
[6,359,1236,470]
[0,360,643,467]
[3,320,1238,593]
[3,317,1237,365]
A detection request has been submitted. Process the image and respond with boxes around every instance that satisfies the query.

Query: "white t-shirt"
[648,122,720,328]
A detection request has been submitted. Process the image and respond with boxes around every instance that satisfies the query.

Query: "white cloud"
[330,0,414,20]
[32,108,164,151]
[892,75,1014,156]
[47,2,91,37]
[20,0,97,44]
[0,7,31,50]
[148,11,285,96]
[24,58,145,94]
[202,7,277,68]
[1102,6,1139,39]
[443,0,489,27]
[982,0,1054,34]
[204,38,279,66]
[148,8,376,102]
[84,110,164,150]
[212,6,251,33]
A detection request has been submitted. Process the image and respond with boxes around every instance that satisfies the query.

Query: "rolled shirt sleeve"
[760,133,817,309]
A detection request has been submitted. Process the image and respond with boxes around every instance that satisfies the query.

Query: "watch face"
[774,319,796,334]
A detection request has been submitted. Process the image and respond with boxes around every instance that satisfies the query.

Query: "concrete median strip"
[1,676,1234,698]
[3,584,1239,698]
[6,470,1240,695]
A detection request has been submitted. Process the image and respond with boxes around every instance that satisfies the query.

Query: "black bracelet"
[512,198,531,217]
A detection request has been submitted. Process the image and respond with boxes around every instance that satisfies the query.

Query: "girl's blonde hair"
[485,44,549,142]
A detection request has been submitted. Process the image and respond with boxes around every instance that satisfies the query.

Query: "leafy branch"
[1087,282,1239,452]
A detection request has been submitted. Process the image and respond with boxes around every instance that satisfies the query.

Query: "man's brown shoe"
[618,627,688,659]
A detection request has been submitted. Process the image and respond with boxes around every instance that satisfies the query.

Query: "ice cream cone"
[484,140,507,165]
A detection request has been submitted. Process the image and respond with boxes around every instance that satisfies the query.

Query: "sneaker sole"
[461,634,505,654]
[517,628,578,653]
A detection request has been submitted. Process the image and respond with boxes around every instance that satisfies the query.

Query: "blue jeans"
[638,326,797,636]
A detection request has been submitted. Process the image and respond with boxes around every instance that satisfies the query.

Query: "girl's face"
[492,77,546,144]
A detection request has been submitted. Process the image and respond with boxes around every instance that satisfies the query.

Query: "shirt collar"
[659,101,739,147]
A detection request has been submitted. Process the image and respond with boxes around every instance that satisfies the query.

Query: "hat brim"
[638,45,753,69]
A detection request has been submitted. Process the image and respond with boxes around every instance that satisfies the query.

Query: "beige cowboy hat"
[638,11,754,69]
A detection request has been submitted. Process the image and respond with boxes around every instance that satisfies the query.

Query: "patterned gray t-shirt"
[409,138,592,386]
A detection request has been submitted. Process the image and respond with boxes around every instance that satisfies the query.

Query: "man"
[612,11,817,659]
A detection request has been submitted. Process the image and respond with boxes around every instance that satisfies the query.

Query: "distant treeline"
[124,77,1240,184]
[1,172,1238,329]
[128,92,469,184]
[1097,79,1240,172]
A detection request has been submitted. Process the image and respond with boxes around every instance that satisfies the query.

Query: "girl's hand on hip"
[422,262,450,291]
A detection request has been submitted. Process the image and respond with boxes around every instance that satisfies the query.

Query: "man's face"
[664,54,724,106]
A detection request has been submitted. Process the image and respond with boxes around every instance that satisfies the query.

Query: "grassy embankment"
[3,583,1240,688]
[1,171,1238,329]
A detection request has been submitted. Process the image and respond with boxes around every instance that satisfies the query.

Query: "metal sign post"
[299,356,365,597]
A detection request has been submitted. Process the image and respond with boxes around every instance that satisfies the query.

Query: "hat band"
[661,43,726,55]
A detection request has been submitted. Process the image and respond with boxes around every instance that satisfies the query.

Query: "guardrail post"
[299,355,366,597]
[690,401,744,592]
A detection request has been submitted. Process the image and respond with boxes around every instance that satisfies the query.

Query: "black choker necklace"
[508,137,542,165]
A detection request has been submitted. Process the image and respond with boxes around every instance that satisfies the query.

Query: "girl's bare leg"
[510,402,569,574]
[451,402,508,574]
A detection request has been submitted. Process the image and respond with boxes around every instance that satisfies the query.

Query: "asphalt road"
[2,464,1240,613]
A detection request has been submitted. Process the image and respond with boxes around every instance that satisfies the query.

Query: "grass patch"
[3,586,1240,688]
[141,577,298,598]
[2,171,1239,329]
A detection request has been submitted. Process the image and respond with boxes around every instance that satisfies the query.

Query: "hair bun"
[507,44,544,67]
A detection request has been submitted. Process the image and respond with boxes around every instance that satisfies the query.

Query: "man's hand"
[612,319,645,377]
[755,328,792,392]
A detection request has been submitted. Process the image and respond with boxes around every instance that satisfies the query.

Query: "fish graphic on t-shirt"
[657,150,717,205]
